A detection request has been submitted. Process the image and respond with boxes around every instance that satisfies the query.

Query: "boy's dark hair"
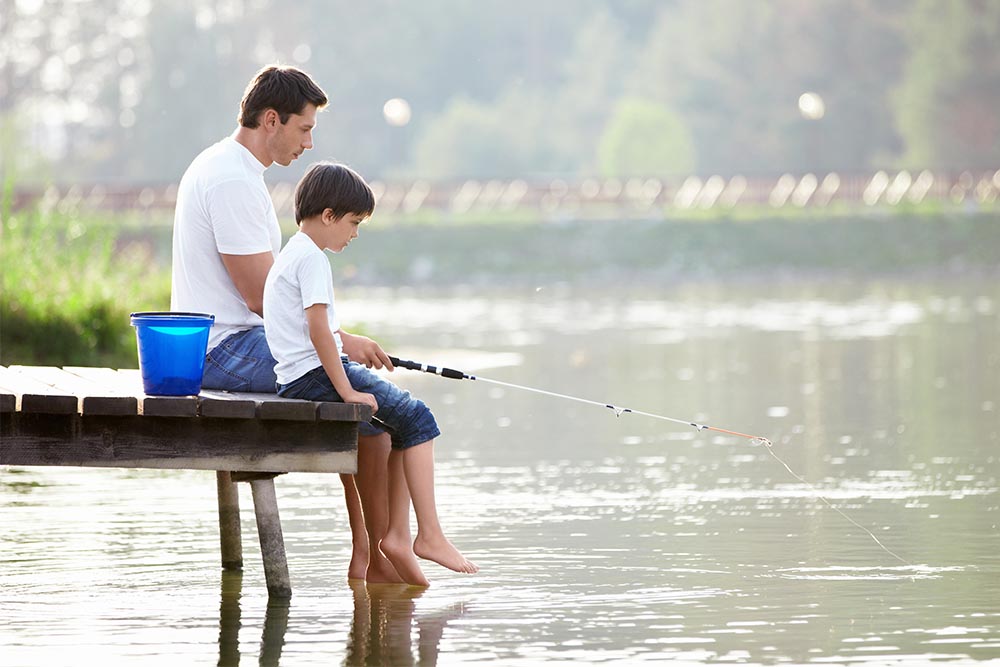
[238,65,328,128]
[295,162,376,224]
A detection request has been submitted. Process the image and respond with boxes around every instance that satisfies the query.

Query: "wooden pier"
[0,365,372,598]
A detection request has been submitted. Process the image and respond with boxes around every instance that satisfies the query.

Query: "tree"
[629,0,907,175]
[597,98,695,177]
[894,0,1000,170]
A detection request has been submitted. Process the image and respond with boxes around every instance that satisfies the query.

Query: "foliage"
[597,98,696,177]
[893,0,1000,170]
[1,0,997,182]
[0,205,170,367]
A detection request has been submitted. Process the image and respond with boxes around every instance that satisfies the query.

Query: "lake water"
[2,279,999,666]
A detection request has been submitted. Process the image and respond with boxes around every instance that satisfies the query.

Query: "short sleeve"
[296,251,334,310]
[208,178,274,255]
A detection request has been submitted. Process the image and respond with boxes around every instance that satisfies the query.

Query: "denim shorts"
[203,327,384,438]
[277,362,440,450]
[202,327,277,393]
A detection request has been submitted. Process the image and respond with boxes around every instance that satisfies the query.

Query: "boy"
[263,162,478,584]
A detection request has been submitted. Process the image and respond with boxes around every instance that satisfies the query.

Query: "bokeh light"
[798,92,825,120]
[383,98,412,127]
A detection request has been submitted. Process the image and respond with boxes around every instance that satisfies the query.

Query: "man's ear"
[262,108,279,129]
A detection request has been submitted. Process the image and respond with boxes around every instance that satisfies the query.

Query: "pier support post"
[250,477,292,598]
[216,471,243,570]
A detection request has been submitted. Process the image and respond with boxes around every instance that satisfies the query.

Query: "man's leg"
[340,473,368,580]
[354,431,404,583]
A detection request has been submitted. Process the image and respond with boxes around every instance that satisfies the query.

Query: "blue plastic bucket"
[130,312,215,396]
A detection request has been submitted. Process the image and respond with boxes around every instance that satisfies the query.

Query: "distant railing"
[8,169,1000,220]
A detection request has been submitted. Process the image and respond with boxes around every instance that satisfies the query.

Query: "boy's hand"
[342,389,378,413]
[340,331,395,370]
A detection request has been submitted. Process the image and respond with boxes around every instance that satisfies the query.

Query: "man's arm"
[220,251,274,316]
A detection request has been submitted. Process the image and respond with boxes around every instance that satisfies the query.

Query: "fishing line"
[388,356,770,443]
[389,355,912,567]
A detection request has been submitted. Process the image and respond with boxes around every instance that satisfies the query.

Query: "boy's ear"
[322,208,336,224]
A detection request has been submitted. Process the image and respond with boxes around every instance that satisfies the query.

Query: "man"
[171,65,419,584]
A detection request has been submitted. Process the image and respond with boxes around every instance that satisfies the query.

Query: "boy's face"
[323,211,366,253]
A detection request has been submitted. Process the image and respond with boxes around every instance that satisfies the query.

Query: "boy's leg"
[355,432,404,583]
[380,449,429,586]
[341,362,476,576]
[401,441,478,575]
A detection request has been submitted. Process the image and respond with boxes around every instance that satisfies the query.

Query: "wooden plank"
[0,388,15,413]
[318,401,372,422]
[197,390,257,419]
[2,413,358,473]
[210,390,372,422]
[257,399,318,421]
[10,365,137,416]
[64,366,198,417]
[0,366,77,414]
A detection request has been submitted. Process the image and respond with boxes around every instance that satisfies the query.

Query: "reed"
[1,204,169,367]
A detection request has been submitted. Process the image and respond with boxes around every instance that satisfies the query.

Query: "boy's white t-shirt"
[263,232,344,385]
[170,136,281,350]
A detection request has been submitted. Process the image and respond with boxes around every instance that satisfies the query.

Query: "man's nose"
[303,132,313,149]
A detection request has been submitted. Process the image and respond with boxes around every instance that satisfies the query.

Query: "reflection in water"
[215,573,464,667]
[217,571,289,667]
[345,580,466,667]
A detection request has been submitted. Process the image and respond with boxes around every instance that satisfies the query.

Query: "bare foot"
[347,544,368,581]
[366,550,405,584]
[381,536,431,587]
[413,533,479,574]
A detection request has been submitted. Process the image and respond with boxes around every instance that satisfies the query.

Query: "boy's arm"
[305,304,378,412]
[340,330,395,370]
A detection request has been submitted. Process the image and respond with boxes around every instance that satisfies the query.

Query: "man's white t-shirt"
[263,232,343,385]
[170,136,281,350]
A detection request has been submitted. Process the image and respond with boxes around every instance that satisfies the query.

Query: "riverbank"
[2,208,997,366]
[331,211,1000,287]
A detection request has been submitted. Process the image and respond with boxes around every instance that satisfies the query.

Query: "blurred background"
[1,0,998,366]
[2,0,999,186]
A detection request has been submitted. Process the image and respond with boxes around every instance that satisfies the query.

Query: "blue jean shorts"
[203,327,385,438]
[202,327,278,393]
[277,362,440,450]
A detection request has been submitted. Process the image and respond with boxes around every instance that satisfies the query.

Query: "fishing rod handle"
[389,356,466,380]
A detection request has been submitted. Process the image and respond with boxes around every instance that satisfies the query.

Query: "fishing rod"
[388,355,771,445]
[389,354,913,567]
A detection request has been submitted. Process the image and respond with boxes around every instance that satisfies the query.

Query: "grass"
[1,204,170,367]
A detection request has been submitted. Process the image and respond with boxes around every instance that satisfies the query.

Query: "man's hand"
[340,330,395,370]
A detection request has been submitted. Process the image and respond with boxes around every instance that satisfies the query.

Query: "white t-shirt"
[170,136,282,350]
[263,232,344,385]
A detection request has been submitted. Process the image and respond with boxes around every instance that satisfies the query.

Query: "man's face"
[267,103,318,166]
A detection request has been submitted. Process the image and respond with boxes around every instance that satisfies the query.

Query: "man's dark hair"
[295,162,375,224]
[238,65,328,128]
